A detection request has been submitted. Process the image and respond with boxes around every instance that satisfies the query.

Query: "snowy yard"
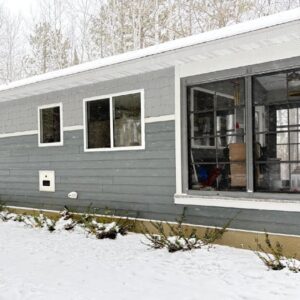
[0,221,299,300]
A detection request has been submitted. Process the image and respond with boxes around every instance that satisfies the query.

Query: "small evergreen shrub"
[59,206,131,239]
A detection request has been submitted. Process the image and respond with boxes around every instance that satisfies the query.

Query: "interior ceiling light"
[287,71,300,97]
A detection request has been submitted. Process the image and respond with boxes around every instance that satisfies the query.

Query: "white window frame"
[38,103,63,147]
[174,60,300,212]
[83,89,145,152]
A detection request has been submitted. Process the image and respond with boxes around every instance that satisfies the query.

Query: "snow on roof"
[1,7,300,93]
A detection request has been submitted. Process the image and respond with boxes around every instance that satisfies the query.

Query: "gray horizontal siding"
[0,121,176,212]
[0,67,175,134]
[1,120,300,235]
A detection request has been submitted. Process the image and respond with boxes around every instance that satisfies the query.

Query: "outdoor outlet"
[68,191,78,199]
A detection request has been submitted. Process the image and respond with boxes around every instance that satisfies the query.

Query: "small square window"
[38,104,63,146]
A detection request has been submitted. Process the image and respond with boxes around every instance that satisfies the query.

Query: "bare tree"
[25,22,70,75]
[0,4,23,83]
[0,0,298,80]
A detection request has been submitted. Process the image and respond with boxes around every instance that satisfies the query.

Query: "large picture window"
[187,78,245,191]
[253,69,300,193]
[84,90,144,151]
[185,67,300,195]
[38,103,63,147]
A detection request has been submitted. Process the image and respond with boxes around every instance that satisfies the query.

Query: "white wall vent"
[39,170,55,192]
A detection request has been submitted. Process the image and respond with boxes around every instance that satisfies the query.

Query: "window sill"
[174,193,300,212]
[38,142,63,147]
[84,145,145,152]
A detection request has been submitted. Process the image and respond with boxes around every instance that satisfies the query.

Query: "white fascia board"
[174,194,300,212]
[0,8,299,94]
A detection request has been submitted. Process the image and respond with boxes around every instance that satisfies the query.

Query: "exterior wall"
[0,123,177,220]
[0,68,175,134]
[0,67,178,221]
[1,122,300,236]
[1,65,300,236]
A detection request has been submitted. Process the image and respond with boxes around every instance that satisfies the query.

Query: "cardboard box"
[230,163,246,175]
[231,175,246,187]
[229,143,246,161]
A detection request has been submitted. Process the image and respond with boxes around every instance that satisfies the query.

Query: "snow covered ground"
[0,221,299,300]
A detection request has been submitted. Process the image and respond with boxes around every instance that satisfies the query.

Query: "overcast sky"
[5,0,36,15]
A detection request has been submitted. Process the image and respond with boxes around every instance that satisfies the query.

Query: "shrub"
[141,209,232,253]
[13,214,25,223]
[20,213,57,232]
[62,206,132,239]
[202,217,233,245]
[0,211,13,222]
[286,257,300,273]
[95,222,118,239]
[0,200,5,212]
[253,231,299,271]
[58,207,77,231]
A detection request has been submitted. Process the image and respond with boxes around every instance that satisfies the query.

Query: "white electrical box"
[39,170,55,192]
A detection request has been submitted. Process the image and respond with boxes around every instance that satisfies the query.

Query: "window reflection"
[113,93,141,147]
[87,98,111,149]
[253,69,300,192]
[188,78,245,191]
[40,106,61,144]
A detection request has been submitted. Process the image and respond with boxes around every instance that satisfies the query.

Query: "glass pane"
[288,71,300,97]
[113,93,141,147]
[193,112,214,147]
[191,89,214,147]
[188,78,245,192]
[276,132,288,144]
[87,98,110,149]
[290,145,300,162]
[193,89,214,111]
[290,128,300,144]
[253,68,300,193]
[291,163,300,192]
[276,145,288,161]
[276,109,288,126]
[40,106,61,143]
[289,108,298,125]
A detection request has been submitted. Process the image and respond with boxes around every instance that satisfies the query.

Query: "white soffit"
[0,8,299,102]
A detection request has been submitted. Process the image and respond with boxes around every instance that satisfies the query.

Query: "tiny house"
[1,9,300,242]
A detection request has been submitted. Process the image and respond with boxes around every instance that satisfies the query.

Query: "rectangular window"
[253,69,300,193]
[38,103,63,147]
[187,78,245,191]
[84,90,144,151]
